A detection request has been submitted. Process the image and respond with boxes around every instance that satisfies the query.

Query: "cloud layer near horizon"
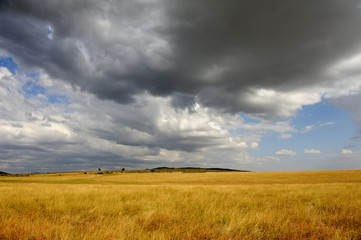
[0,67,285,172]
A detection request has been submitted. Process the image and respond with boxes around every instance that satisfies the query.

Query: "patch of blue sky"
[5,58,72,108]
[21,79,71,108]
[253,101,357,158]
[0,56,18,74]
[298,122,353,151]
[292,100,344,130]
[47,25,54,39]
[292,101,356,151]
[48,95,70,105]
[22,80,47,97]
[25,71,40,79]
[252,132,287,156]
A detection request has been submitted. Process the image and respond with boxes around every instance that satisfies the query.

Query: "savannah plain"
[0,169,361,239]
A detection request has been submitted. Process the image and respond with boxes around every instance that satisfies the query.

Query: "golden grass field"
[1,170,361,239]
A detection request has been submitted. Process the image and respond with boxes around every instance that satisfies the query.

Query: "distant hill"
[1,168,250,175]
[151,167,250,173]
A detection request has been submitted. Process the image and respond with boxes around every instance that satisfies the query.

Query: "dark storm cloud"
[2,0,361,117]
[170,93,196,111]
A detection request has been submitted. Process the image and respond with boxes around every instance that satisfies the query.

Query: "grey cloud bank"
[2,0,361,118]
[0,67,282,173]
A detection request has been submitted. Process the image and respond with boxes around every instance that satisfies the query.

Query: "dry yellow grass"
[0,170,361,239]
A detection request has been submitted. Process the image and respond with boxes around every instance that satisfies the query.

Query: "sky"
[1,0,361,173]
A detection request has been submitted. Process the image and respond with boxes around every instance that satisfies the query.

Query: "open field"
[1,170,361,239]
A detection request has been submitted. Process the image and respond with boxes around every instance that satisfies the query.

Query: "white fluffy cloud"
[304,149,321,154]
[250,142,259,150]
[341,149,353,155]
[301,125,313,133]
[275,149,296,156]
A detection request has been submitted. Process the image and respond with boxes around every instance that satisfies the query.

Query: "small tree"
[98,168,101,171]
[122,168,125,171]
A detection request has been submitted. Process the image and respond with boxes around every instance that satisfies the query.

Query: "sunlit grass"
[0,170,361,239]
